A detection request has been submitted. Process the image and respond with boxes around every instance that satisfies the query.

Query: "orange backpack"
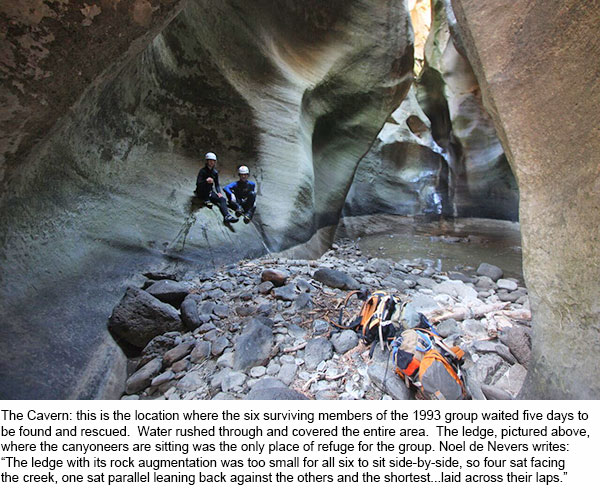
[392,327,467,400]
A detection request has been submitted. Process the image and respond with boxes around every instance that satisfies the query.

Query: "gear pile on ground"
[110,240,532,401]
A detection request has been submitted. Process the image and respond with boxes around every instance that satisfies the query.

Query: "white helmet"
[238,165,249,175]
[205,152,217,161]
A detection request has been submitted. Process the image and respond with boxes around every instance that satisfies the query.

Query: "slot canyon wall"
[451,0,600,398]
[0,0,412,398]
[345,0,518,220]
[1,0,598,400]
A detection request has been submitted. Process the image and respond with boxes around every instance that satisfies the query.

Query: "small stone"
[494,363,527,396]
[236,304,256,317]
[330,329,359,354]
[476,263,503,281]
[481,384,513,400]
[277,363,297,385]
[145,280,194,308]
[198,322,216,333]
[250,366,267,378]
[176,371,206,392]
[261,269,289,287]
[180,295,202,330]
[212,392,238,400]
[287,324,307,339]
[219,281,234,293]
[211,336,230,357]
[256,302,273,315]
[213,304,230,318]
[258,281,275,294]
[266,362,281,376]
[171,359,190,373]
[462,319,488,339]
[416,277,437,289]
[370,362,418,397]
[221,371,247,392]
[294,292,312,310]
[499,326,531,367]
[447,271,476,283]
[497,279,518,291]
[273,283,297,301]
[436,319,460,338]
[190,340,212,363]
[125,358,162,394]
[151,370,174,387]
[312,319,329,335]
[475,276,496,290]
[233,318,274,370]
[304,337,333,370]
[163,341,195,366]
[199,302,215,315]
[121,394,139,401]
[296,278,315,293]
[216,351,234,369]
[313,268,360,290]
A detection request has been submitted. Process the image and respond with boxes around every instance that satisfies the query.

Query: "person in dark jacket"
[195,152,238,224]
[223,165,257,224]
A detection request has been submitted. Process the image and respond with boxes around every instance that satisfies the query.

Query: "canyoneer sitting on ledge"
[195,152,238,224]
[224,165,257,224]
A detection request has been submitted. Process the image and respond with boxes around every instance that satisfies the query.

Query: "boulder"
[108,287,183,348]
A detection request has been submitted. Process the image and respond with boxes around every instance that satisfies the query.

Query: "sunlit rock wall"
[419,0,518,220]
[344,87,449,217]
[452,0,600,398]
[344,0,517,221]
[0,0,412,398]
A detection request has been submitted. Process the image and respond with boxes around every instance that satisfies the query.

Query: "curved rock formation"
[0,1,412,398]
[345,0,518,221]
[344,87,449,216]
[419,0,518,220]
[451,0,600,398]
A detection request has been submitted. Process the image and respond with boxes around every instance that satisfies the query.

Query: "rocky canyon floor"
[113,219,531,402]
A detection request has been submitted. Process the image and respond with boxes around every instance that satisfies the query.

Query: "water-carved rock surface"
[345,0,518,221]
[451,0,600,398]
[0,0,412,398]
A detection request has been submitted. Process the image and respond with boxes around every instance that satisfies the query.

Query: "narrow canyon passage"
[0,0,597,399]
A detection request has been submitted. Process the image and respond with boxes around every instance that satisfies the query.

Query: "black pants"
[226,191,256,217]
[202,191,229,218]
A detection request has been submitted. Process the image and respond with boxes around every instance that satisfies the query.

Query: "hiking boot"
[243,215,251,224]
[224,215,238,224]
[235,209,243,217]
[205,201,213,208]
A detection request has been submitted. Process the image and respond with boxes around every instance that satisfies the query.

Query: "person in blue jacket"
[223,165,257,224]
[195,152,238,224]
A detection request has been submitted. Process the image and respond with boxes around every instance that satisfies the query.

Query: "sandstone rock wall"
[344,0,518,221]
[451,0,600,398]
[0,0,412,398]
